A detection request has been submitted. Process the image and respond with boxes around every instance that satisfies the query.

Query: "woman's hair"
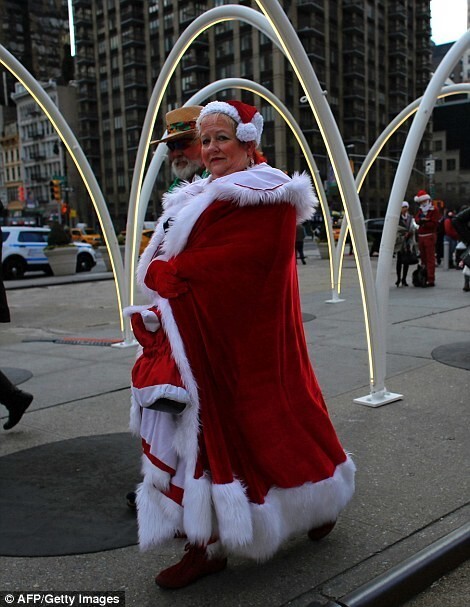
[198,112,267,165]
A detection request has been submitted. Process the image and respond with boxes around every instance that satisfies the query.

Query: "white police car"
[1,226,97,279]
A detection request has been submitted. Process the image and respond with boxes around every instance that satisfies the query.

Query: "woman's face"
[199,114,255,179]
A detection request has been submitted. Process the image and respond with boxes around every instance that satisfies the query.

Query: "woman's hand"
[144,259,189,299]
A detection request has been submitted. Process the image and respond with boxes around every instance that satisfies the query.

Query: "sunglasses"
[166,138,196,151]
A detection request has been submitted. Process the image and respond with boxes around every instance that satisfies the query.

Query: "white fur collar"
[137,164,317,297]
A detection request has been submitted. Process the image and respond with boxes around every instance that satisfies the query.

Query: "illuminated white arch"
[0,44,127,336]
[251,1,387,400]
[353,31,470,405]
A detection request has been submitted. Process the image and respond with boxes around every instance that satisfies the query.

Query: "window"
[446,158,456,171]
[18,231,47,243]
[434,140,442,152]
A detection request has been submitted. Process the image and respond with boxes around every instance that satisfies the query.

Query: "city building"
[0,0,71,106]
[0,121,23,221]
[11,81,88,226]
[0,0,79,226]
[432,98,470,208]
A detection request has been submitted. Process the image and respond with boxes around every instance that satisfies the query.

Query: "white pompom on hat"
[197,100,264,146]
[414,190,431,204]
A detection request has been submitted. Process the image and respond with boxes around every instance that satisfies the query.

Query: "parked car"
[365,217,385,256]
[119,229,154,256]
[70,227,102,247]
[1,226,97,279]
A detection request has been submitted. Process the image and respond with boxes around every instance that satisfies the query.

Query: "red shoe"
[155,543,227,589]
[308,521,336,541]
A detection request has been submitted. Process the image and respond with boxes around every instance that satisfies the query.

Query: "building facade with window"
[10,82,88,225]
[432,98,470,208]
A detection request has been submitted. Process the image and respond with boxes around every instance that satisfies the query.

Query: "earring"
[249,157,254,168]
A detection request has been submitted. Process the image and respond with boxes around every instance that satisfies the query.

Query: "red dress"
[130,165,355,561]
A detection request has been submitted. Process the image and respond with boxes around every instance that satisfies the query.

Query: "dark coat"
[452,207,470,245]
[0,226,11,323]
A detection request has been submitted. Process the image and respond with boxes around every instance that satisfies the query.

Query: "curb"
[313,523,470,607]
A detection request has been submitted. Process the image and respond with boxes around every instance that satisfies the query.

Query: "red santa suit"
[414,194,440,285]
[130,163,355,561]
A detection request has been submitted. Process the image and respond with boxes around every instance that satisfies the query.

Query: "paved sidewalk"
[0,248,468,606]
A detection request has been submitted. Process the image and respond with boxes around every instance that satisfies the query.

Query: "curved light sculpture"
[0,44,126,336]
[253,0,386,400]
[353,31,470,405]
[336,83,470,297]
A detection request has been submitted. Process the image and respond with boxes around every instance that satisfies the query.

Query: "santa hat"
[414,190,431,204]
[197,100,264,146]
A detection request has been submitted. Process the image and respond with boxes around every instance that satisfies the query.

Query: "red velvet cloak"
[132,165,355,560]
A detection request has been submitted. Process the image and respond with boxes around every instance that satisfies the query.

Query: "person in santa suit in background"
[414,190,440,287]
[127,100,356,589]
[125,104,206,510]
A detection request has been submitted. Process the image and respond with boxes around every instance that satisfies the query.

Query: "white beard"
[420,201,433,214]
[172,159,203,182]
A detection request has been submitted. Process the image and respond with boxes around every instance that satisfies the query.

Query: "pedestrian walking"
[395,201,417,287]
[0,224,34,430]
[443,211,459,268]
[295,222,307,264]
[129,100,355,589]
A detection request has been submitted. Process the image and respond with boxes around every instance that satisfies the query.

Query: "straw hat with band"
[151,106,203,145]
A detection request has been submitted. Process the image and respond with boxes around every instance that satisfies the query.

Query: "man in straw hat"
[151,105,206,190]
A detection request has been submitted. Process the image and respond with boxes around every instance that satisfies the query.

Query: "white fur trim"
[129,396,141,436]
[140,309,160,332]
[136,482,183,550]
[206,539,227,560]
[197,100,241,127]
[212,479,254,549]
[141,453,171,491]
[131,384,190,408]
[123,304,152,318]
[197,101,263,145]
[183,475,213,545]
[236,122,259,143]
[414,193,431,203]
[219,455,356,561]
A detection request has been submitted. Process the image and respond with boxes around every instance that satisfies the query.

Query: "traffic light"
[49,179,62,201]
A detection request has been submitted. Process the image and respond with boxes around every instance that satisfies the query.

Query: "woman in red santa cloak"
[128,100,356,589]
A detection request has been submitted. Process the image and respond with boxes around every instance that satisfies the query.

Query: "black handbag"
[412,264,427,287]
[403,246,418,265]
[462,247,470,269]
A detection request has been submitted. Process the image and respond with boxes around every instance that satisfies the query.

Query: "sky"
[431,0,468,44]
